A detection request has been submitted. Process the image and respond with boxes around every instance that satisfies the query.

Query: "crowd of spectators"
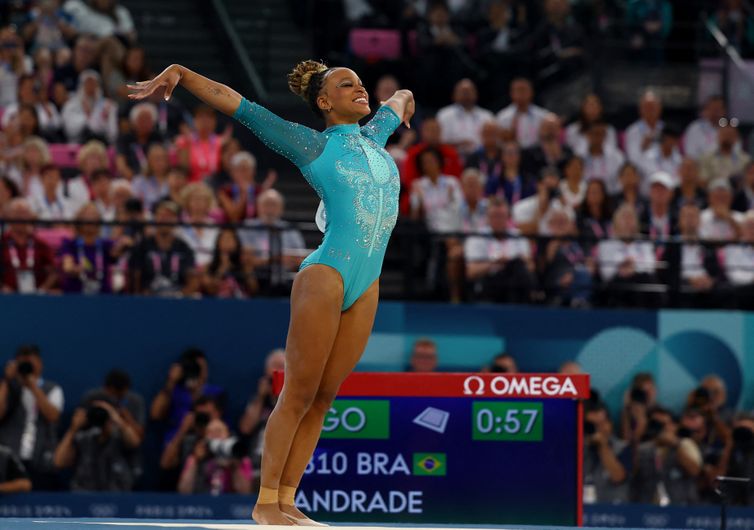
[2,338,753,508]
[2,0,754,310]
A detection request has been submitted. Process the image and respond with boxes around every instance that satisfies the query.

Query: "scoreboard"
[273,372,590,526]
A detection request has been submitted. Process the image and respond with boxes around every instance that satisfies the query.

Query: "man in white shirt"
[29,164,77,220]
[464,196,535,303]
[723,210,754,292]
[437,78,494,156]
[0,345,64,490]
[625,90,664,165]
[684,96,726,160]
[495,78,549,149]
[700,178,743,241]
[578,121,625,195]
[640,127,682,193]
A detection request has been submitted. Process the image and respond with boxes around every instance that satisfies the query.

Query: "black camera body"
[17,361,34,377]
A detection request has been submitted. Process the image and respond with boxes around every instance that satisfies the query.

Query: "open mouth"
[353,97,368,105]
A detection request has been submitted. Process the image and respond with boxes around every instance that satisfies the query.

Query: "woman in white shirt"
[409,146,462,233]
[565,94,618,154]
[61,70,118,144]
[179,182,219,270]
[559,155,586,209]
[597,203,661,307]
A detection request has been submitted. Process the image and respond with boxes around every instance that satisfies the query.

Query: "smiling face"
[316,68,370,122]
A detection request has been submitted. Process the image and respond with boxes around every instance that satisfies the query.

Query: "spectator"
[238,349,285,473]
[7,135,49,198]
[1,74,62,141]
[733,161,754,212]
[540,208,591,306]
[400,117,462,215]
[29,163,76,220]
[700,375,733,424]
[0,199,57,293]
[458,167,489,233]
[465,196,535,303]
[565,94,618,154]
[150,349,226,446]
[672,158,707,211]
[21,0,76,53]
[464,120,502,182]
[672,203,720,305]
[408,338,438,373]
[436,78,494,156]
[163,165,188,206]
[700,124,751,185]
[0,444,32,493]
[70,140,110,211]
[722,210,754,308]
[684,96,726,160]
[512,165,565,235]
[583,403,630,504]
[522,113,572,177]
[632,406,702,505]
[64,0,135,42]
[581,121,626,195]
[578,180,612,246]
[484,141,536,205]
[597,203,660,307]
[700,178,742,241]
[640,171,677,240]
[727,413,754,505]
[53,34,98,93]
[613,162,647,220]
[626,0,673,62]
[217,151,276,223]
[486,352,517,373]
[495,78,549,149]
[530,0,586,83]
[81,369,146,444]
[12,103,44,141]
[116,102,164,180]
[53,400,140,491]
[625,90,664,166]
[179,182,218,269]
[61,70,118,144]
[559,155,586,209]
[0,26,31,108]
[620,371,658,443]
[0,177,20,213]
[206,137,241,192]
[0,344,63,490]
[59,203,130,294]
[106,45,151,103]
[175,105,226,183]
[90,169,114,220]
[202,229,258,299]
[640,127,682,191]
[177,418,252,495]
[559,360,582,374]
[159,394,223,480]
[410,147,463,233]
[132,144,170,213]
[128,199,197,296]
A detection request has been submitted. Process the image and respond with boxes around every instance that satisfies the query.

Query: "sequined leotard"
[233,98,401,310]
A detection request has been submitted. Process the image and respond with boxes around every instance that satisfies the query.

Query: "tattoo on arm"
[207,84,225,97]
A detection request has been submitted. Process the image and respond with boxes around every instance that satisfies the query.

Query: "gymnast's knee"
[278,386,318,419]
[309,388,338,416]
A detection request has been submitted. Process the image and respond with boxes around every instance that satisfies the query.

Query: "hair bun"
[288,60,329,100]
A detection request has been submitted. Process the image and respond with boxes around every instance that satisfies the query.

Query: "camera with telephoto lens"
[584,420,597,437]
[630,387,649,404]
[86,405,110,429]
[17,361,34,377]
[690,386,711,409]
[194,411,211,429]
[206,436,250,459]
[180,357,202,385]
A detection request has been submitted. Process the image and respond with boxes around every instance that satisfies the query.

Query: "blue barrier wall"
[1,295,753,421]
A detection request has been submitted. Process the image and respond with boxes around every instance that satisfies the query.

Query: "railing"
[1,217,753,310]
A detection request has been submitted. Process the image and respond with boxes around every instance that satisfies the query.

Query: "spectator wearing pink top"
[176,105,227,183]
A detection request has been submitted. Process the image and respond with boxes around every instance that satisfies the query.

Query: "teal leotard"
[233,98,402,310]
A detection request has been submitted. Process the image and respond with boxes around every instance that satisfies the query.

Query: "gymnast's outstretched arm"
[128,65,326,169]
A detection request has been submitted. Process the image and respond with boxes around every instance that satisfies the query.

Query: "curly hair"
[287,60,330,118]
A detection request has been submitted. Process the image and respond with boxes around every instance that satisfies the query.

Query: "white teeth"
[354,97,367,104]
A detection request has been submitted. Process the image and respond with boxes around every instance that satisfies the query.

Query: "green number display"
[472,401,543,441]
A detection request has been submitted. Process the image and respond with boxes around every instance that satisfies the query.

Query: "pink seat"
[49,144,81,168]
[350,29,401,61]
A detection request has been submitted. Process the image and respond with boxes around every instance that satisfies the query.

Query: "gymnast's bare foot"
[252,503,295,525]
[280,504,328,526]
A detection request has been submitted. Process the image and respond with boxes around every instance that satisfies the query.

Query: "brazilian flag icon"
[413,453,447,476]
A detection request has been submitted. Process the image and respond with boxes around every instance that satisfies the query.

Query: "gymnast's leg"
[252,265,344,525]
[278,280,380,524]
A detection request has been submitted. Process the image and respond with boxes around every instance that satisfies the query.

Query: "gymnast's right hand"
[128,64,183,101]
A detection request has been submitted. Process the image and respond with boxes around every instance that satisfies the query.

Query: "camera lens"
[194,412,211,428]
[86,406,109,428]
[17,361,34,376]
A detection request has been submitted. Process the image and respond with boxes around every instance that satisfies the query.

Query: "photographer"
[82,369,145,444]
[620,372,658,444]
[0,345,63,490]
[150,348,226,445]
[632,407,702,505]
[53,400,140,491]
[177,418,252,495]
[583,403,630,503]
[726,413,754,505]
[0,444,31,493]
[239,349,284,474]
